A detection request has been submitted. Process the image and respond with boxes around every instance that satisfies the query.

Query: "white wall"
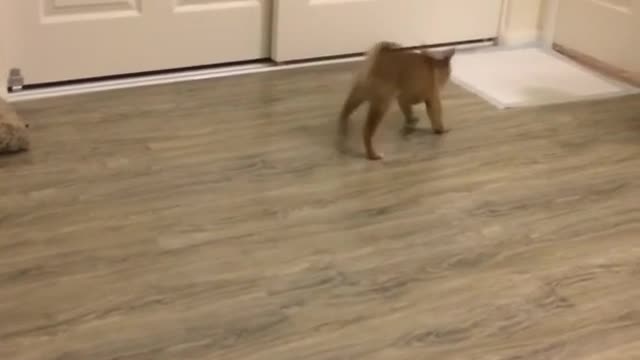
[0,0,8,98]
[1,2,21,99]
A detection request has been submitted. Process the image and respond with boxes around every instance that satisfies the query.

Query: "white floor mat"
[451,47,639,109]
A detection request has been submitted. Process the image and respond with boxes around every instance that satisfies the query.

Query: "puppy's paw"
[402,125,417,136]
[405,116,419,127]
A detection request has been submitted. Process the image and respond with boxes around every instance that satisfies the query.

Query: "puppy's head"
[0,122,30,153]
[423,48,456,86]
[0,115,30,129]
[0,101,30,129]
[0,105,31,153]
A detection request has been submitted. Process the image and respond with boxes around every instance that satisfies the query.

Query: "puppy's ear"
[424,47,456,61]
[441,47,456,60]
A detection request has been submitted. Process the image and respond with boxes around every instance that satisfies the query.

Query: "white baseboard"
[6,41,494,102]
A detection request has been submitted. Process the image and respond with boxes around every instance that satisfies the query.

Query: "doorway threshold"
[7,40,494,102]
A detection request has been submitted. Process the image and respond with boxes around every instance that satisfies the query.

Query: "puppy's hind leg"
[363,97,391,160]
[425,97,447,134]
[397,96,419,134]
[338,84,366,137]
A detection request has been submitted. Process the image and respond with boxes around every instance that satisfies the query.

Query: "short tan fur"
[338,41,455,160]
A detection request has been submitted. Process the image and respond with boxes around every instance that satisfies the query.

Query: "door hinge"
[7,68,24,92]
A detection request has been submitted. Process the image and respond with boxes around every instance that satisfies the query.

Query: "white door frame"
[539,0,560,47]
[497,0,559,47]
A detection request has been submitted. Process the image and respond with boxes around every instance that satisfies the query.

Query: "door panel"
[10,0,269,85]
[272,0,503,62]
[554,0,640,74]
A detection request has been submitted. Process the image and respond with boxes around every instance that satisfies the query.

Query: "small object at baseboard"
[7,68,24,92]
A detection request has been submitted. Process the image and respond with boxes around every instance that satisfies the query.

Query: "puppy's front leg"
[338,85,365,137]
[425,97,447,134]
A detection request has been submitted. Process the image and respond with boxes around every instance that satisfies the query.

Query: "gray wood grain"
[1,62,639,360]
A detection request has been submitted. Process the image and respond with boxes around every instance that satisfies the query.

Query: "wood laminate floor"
[1,62,640,360]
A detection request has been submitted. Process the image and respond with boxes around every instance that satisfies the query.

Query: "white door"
[9,0,270,85]
[554,0,640,75]
[271,0,503,62]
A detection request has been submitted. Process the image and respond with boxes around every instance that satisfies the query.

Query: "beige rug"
[451,47,639,109]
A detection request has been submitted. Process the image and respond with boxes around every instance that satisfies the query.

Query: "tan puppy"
[338,41,455,160]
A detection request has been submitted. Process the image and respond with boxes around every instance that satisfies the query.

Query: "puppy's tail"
[356,41,400,82]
